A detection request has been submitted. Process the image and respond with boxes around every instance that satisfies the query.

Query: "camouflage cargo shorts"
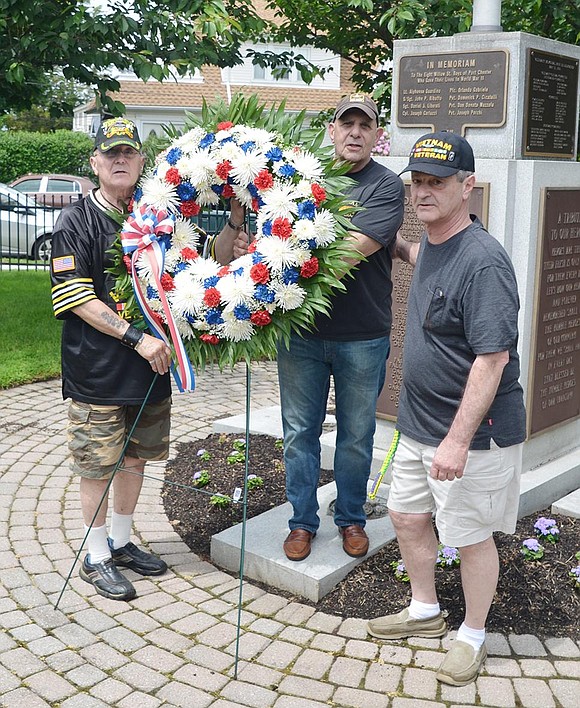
[67,398,171,479]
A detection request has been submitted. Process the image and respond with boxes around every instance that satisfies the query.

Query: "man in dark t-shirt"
[367,131,526,687]
[277,95,405,562]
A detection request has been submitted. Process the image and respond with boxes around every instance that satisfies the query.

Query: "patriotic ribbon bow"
[120,205,196,392]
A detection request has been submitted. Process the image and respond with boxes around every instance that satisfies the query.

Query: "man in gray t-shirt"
[367,131,526,687]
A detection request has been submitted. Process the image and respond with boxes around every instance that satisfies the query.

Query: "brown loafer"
[339,525,369,557]
[283,529,316,561]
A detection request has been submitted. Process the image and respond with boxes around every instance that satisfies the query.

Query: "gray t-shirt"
[397,217,526,449]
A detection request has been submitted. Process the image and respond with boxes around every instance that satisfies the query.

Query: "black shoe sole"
[79,566,137,601]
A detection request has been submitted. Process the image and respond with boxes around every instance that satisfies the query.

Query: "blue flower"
[523,538,542,552]
[266,146,283,161]
[174,262,188,274]
[307,238,318,249]
[240,140,256,153]
[205,308,223,325]
[261,220,273,236]
[166,147,183,165]
[199,133,216,149]
[232,267,244,277]
[297,200,316,220]
[251,252,263,264]
[133,187,143,202]
[254,285,275,303]
[233,304,251,320]
[204,276,219,288]
[159,234,172,251]
[176,182,196,201]
[278,163,296,178]
[282,267,299,284]
[247,183,259,197]
[211,184,224,195]
[146,285,159,300]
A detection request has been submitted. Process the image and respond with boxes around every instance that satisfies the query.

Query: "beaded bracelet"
[227,217,244,231]
[121,324,145,349]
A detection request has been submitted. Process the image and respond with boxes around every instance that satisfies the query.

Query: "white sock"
[85,524,111,564]
[456,622,486,651]
[409,598,440,620]
[109,512,133,550]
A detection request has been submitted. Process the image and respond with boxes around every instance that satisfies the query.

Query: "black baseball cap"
[94,117,142,152]
[333,93,379,122]
[399,131,475,177]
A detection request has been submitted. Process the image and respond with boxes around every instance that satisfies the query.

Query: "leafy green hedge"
[0,130,94,183]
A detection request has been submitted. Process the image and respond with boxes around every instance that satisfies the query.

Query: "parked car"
[10,173,96,209]
[0,183,60,261]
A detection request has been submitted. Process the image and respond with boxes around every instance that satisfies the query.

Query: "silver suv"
[0,182,61,261]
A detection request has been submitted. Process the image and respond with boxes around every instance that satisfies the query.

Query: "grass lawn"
[0,270,62,388]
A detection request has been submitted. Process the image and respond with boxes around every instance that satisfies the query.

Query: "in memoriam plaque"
[376,184,489,419]
[528,189,580,437]
[523,50,579,159]
[397,50,508,135]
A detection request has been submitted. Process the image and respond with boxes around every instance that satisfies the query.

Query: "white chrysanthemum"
[215,129,233,142]
[168,270,206,316]
[217,141,244,163]
[286,149,323,181]
[293,247,312,266]
[273,282,306,311]
[228,253,254,271]
[173,127,205,152]
[229,150,268,186]
[216,272,256,307]
[172,218,200,251]
[175,317,195,339]
[179,151,218,189]
[154,161,171,181]
[256,236,300,272]
[140,176,180,213]
[232,184,254,208]
[219,312,254,342]
[146,297,165,320]
[234,126,277,148]
[134,251,156,283]
[313,210,337,247]
[260,182,300,220]
[164,246,183,271]
[294,178,314,200]
[292,218,317,243]
[188,255,220,280]
[196,186,221,206]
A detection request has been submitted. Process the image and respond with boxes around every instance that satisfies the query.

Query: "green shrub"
[0,130,94,183]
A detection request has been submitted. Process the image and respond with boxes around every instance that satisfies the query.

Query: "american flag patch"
[52,255,76,273]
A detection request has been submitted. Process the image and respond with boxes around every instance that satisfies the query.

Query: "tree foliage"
[0,0,267,115]
[259,0,580,113]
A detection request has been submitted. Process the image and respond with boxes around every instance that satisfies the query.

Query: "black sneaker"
[110,541,168,576]
[79,556,136,601]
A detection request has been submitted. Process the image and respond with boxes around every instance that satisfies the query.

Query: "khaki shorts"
[387,433,522,547]
[67,398,171,479]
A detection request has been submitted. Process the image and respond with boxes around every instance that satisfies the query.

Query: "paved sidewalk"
[0,363,578,708]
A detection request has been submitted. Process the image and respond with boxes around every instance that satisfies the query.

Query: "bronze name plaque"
[397,50,508,135]
[377,184,489,419]
[528,189,580,437]
[524,50,579,158]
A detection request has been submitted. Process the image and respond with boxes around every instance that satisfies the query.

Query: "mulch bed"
[162,432,580,640]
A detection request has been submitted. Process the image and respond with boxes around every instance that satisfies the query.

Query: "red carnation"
[181,200,201,217]
[251,197,260,212]
[203,287,221,307]
[217,121,234,131]
[215,160,233,180]
[300,257,319,278]
[271,217,292,239]
[251,310,272,326]
[200,333,220,345]
[222,184,235,199]
[151,312,164,326]
[311,183,326,205]
[165,167,181,185]
[181,247,198,261]
[254,169,274,191]
[218,265,230,277]
[250,263,270,284]
[122,255,132,273]
[160,273,175,292]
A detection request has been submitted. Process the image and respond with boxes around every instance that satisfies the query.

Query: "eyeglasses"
[98,148,142,159]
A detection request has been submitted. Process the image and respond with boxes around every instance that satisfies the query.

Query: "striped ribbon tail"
[121,206,196,392]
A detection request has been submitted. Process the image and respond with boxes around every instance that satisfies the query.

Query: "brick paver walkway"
[1,363,578,707]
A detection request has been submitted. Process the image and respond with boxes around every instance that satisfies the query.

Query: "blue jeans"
[277,333,390,532]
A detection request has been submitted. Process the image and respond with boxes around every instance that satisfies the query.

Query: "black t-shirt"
[396,218,526,449]
[50,194,171,405]
[308,159,405,340]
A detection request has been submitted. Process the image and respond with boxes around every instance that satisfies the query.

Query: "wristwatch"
[227,217,244,231]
